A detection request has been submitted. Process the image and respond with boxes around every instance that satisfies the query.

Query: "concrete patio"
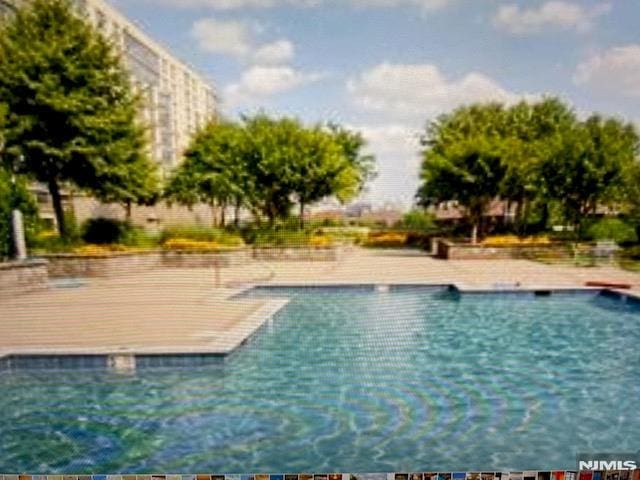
[1,248,639,358]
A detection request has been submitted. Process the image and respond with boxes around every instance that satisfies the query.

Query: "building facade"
[2,0,217,175]
[78,0,218,175]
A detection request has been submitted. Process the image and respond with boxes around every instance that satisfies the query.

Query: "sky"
[108,0,640,208]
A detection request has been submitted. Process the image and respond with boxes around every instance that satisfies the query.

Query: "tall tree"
[417,103,508,243]
[165,121,249,227]
[539,115,639,235]
[289,126,354,228]
[500,98,576,233]
[0,0,151,236]
[241,114,300,226]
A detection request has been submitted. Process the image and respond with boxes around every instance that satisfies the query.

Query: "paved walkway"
[1,248,639,357]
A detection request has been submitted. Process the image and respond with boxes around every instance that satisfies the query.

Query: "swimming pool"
[0,286,639,473]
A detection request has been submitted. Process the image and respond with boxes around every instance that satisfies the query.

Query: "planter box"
[252,246,343,261]
[40,250,253,278]
[0,260,49,299]
[436,239,571,260]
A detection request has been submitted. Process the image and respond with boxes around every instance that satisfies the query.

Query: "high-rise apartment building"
[1,0,218,175]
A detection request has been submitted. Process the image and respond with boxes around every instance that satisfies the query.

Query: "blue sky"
[109,0,640,207]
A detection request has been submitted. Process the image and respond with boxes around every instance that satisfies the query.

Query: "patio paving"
[1,247,639,358]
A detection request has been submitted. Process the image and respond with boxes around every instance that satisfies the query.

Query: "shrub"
[308,234,335,247]
[163,238,232,252]
[481,235,552,247]
[73,244,136,256]
[397,209,437,232]
[251,229,311,247]
[82,218,130,245]
[161,226,244,247]
[364,231,408,248]
[586,218,637,245]
[316,226,369,245]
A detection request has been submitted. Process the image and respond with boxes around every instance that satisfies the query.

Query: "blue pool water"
[1,287,639,473]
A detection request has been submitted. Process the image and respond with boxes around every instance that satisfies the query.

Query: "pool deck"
[1,247,640,359]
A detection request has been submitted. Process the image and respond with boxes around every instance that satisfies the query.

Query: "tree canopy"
[417,98,640,242]
[0,0,159,235]
[166,114,376,228]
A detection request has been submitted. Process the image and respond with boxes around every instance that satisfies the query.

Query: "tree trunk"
[471,223,479,245]
[234,200,241,228]
[299,201,306,230]
[125,201,132,221]
[539,202,549,232]
[220,203,226,228]
[48,178,66,238]
[210,201,217,228]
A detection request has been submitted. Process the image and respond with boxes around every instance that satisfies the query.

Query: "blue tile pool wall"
[0,354,227,373]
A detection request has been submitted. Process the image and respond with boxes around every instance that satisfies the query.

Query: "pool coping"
[1,282,638,366]
[0,297,290,365]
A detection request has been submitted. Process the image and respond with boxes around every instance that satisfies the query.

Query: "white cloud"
[252,39,295,65]
[574,44,640,97]
[224,66,323,107]
[191,18,295,65]
[351,124,423,206]
[347,63,532,121]
[191,18,252,58]
[493,1,611,35]
[348,0,455,10]
[144,0,454,10]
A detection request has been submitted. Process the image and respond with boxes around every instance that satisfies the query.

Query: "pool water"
[1,287,639,473]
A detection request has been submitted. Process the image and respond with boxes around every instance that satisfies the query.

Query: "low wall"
[43,252,163,278]
[161,250,250,268]
[0,260,49,299]
[436,239,571,260]
[41,246,338,278]
[252,246,343,261]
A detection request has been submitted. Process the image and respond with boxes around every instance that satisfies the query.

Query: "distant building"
[428,200,516,224]
[3,1,217,173]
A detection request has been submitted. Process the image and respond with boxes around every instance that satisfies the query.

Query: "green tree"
[539,115,639,236]
[242,114,299,226]
[417,103,508,243]
[166,121,249,227]
[290,126,369,228]
[500,98,577,234]
[0,0,151,236]
[328,124,377,198]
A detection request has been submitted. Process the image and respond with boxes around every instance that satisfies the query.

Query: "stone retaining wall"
[252,246,343,261]
[161,250,250,268]
[40,246,340,278]
[43,252,163,278]
[436,239,571,260]
[0,260,49,299]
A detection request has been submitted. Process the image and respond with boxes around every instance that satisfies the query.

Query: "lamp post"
[3,146,28,261]
[10,163,27,261]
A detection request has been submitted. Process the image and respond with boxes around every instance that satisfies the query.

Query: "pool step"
[108,354,136,372]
